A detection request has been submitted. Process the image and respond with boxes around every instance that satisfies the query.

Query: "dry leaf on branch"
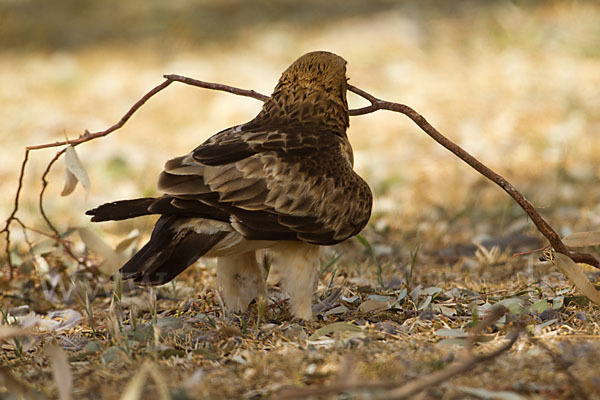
[61,145,90,197]
[562,231,600,248]
[553,253,600,305]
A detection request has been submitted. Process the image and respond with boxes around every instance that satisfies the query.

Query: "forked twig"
[2,72,598,279]
[1,79,174,276]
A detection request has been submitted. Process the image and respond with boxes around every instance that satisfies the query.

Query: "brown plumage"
[87,51,373,319]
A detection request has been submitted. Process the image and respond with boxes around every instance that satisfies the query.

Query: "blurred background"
[1,0,600,261]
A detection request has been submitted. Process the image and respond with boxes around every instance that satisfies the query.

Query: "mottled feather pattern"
[157,127,371,245]
[86,51,373,319]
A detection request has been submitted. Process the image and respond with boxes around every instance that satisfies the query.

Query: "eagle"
[87,51,373,319]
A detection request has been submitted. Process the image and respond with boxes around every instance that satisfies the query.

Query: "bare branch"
[164,74,270,102]
[1,149,29,278]
[346,84,599,268]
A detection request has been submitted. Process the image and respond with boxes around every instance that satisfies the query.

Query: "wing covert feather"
[156,127,372,245]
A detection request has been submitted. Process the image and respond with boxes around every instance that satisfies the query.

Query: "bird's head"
[277,51,348,107]
[248,51,350,133]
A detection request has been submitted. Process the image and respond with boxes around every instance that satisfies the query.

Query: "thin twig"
[380,328,522,400]
[1,149,29,278]
[164,74,270,102]
[346,84,599,268]
[277,309,520,399]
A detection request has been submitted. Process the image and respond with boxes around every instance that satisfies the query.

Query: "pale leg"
[216,251,266,312]
[269,242,320,320]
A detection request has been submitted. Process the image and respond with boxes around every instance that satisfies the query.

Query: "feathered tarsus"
[87,51,373,319]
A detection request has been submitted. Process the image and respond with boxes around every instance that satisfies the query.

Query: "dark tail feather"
[86,198,157,222]
[120,215,228,285]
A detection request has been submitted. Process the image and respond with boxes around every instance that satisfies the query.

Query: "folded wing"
[155,126,372,245]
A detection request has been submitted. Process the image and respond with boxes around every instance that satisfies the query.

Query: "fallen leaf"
[367,294,395,302]
[460,386,526,400]
[421,286,443,296]
[495,298,526,314]
[534,319,558,334]
[418,295,432,310]
[324,305,349,316]
[432,304,456,317]
[436,338,467,347]
[553,253,600,305]
[46,342,72,400]
[396,288,408,302]
[552,296,564,310]
[528,299,549,314]
[409,284,422,302]
[309,322,362,340]
[434,328,468,338]
[358,299,389,313]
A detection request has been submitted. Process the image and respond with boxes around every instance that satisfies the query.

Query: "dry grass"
[2,1,600,399]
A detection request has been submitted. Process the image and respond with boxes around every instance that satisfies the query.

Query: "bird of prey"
[87,51,373,319]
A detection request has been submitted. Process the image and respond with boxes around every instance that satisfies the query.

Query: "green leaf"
[528,299,549,314]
